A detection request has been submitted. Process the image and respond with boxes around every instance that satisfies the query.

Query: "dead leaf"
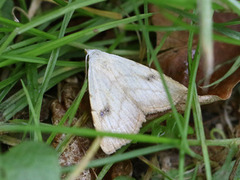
[150,6,240,100]
[149,5,197,50]
[51,99,93,180]
[105,160,133,179]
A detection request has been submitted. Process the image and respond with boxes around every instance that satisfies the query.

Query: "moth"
[85,49,193,154]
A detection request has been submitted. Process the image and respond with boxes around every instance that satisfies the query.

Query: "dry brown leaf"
[150,6,240,100]
[51,100,93,180]
[105,160,133,179]
[149,5,197,50]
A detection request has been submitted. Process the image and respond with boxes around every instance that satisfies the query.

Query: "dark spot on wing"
[146,74,156,81]
[100,105,110,117]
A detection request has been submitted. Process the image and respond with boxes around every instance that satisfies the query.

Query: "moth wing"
[88,57,145,154]
[87,49,188,154]
[101,52,188,115]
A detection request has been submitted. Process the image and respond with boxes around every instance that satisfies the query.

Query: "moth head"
[85,49,103,57]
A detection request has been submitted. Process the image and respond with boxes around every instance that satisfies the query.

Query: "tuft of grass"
[1,0,240,179]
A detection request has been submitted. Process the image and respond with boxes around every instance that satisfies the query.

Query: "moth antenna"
[84,50,89,82]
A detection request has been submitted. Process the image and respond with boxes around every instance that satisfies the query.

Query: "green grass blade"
[203,56,240,88]
[21,80,42,141]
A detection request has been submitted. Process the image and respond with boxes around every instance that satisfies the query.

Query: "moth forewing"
[86,49,188,154]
